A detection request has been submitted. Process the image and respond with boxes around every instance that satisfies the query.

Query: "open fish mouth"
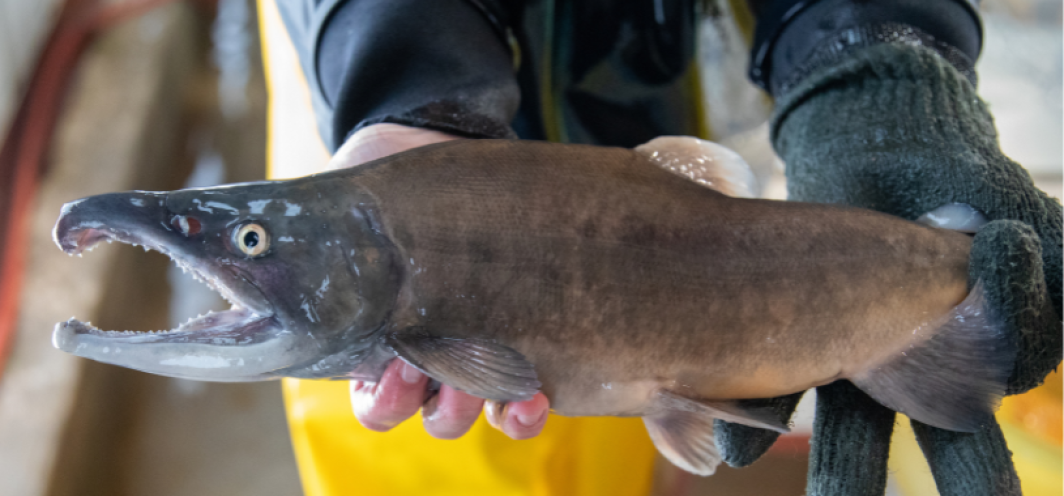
[53,225,276,345]
[55,308,277,347]
[49,193,301,381]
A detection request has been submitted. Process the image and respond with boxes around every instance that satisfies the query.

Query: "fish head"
[51,179,399,381]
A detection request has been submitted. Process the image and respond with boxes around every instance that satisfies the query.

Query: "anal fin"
[851,281,1014,432]
[643,409,722,476]
[699,399,791,433]
[643,391,791,476]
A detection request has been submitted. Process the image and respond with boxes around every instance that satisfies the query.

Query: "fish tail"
[850,281,1014,432]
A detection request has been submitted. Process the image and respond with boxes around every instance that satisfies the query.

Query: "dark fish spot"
[619,219,659,245]
[539,264,563,285]
[467,240,494,264]
[580,220,598,239]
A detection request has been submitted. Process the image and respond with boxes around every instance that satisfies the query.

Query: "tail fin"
[851,282,1014,432]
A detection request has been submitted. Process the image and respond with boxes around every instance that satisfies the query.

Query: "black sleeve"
[274,0,525,151]
[745,0,983,96]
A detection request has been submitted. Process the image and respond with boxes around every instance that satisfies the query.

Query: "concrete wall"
[0,0,64,140]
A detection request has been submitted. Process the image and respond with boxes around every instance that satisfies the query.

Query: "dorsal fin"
[635,136,758,198]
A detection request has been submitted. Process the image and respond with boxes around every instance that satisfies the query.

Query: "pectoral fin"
[384,330,541,402]
[643,391,791,476]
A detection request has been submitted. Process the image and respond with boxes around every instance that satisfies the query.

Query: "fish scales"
[349,141,971,412]
[51,138,1009,476]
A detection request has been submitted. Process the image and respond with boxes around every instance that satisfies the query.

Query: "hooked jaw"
[51,192,306,381]
[51,314,301,382]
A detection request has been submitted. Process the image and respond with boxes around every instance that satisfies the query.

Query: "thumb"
[329,123,463,170]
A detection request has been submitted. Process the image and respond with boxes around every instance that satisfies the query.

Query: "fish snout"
[53,192,169,254]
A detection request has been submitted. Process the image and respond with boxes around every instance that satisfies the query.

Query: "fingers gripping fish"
[51,138,1010,476]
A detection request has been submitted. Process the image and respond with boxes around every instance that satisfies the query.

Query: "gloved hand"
[331,123,552,441]
[714,44,1062,496]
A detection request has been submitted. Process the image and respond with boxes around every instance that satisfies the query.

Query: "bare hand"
[333,124,550,440]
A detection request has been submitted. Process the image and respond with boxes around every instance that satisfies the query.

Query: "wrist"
[313,0,519,150]
[772,43,994,156]
[771,43,1001,215]
[328,124,464,171]
[750,0,982,95]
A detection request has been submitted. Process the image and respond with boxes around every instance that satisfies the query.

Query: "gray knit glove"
[715,43,1062,496]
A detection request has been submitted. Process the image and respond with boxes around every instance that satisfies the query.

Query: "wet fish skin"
[52,139,1009,475]
[354,140,974,413]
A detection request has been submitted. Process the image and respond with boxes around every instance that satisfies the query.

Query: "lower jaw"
[54,316,304,382]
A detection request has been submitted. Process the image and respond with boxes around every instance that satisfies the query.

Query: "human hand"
[715,44,1061,496]
[328,122,463,170]
[332,123,551,440]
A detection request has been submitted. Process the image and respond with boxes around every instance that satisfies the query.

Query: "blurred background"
[0,0,1058,495]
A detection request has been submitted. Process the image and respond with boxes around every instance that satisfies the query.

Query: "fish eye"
[233,223,269,257]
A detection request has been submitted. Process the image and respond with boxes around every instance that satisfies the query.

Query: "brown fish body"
[51,138,1009,475]
[350,140,971,417]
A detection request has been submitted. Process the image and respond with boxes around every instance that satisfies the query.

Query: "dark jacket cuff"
[281,0,522,151]
[749,0,982,96]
